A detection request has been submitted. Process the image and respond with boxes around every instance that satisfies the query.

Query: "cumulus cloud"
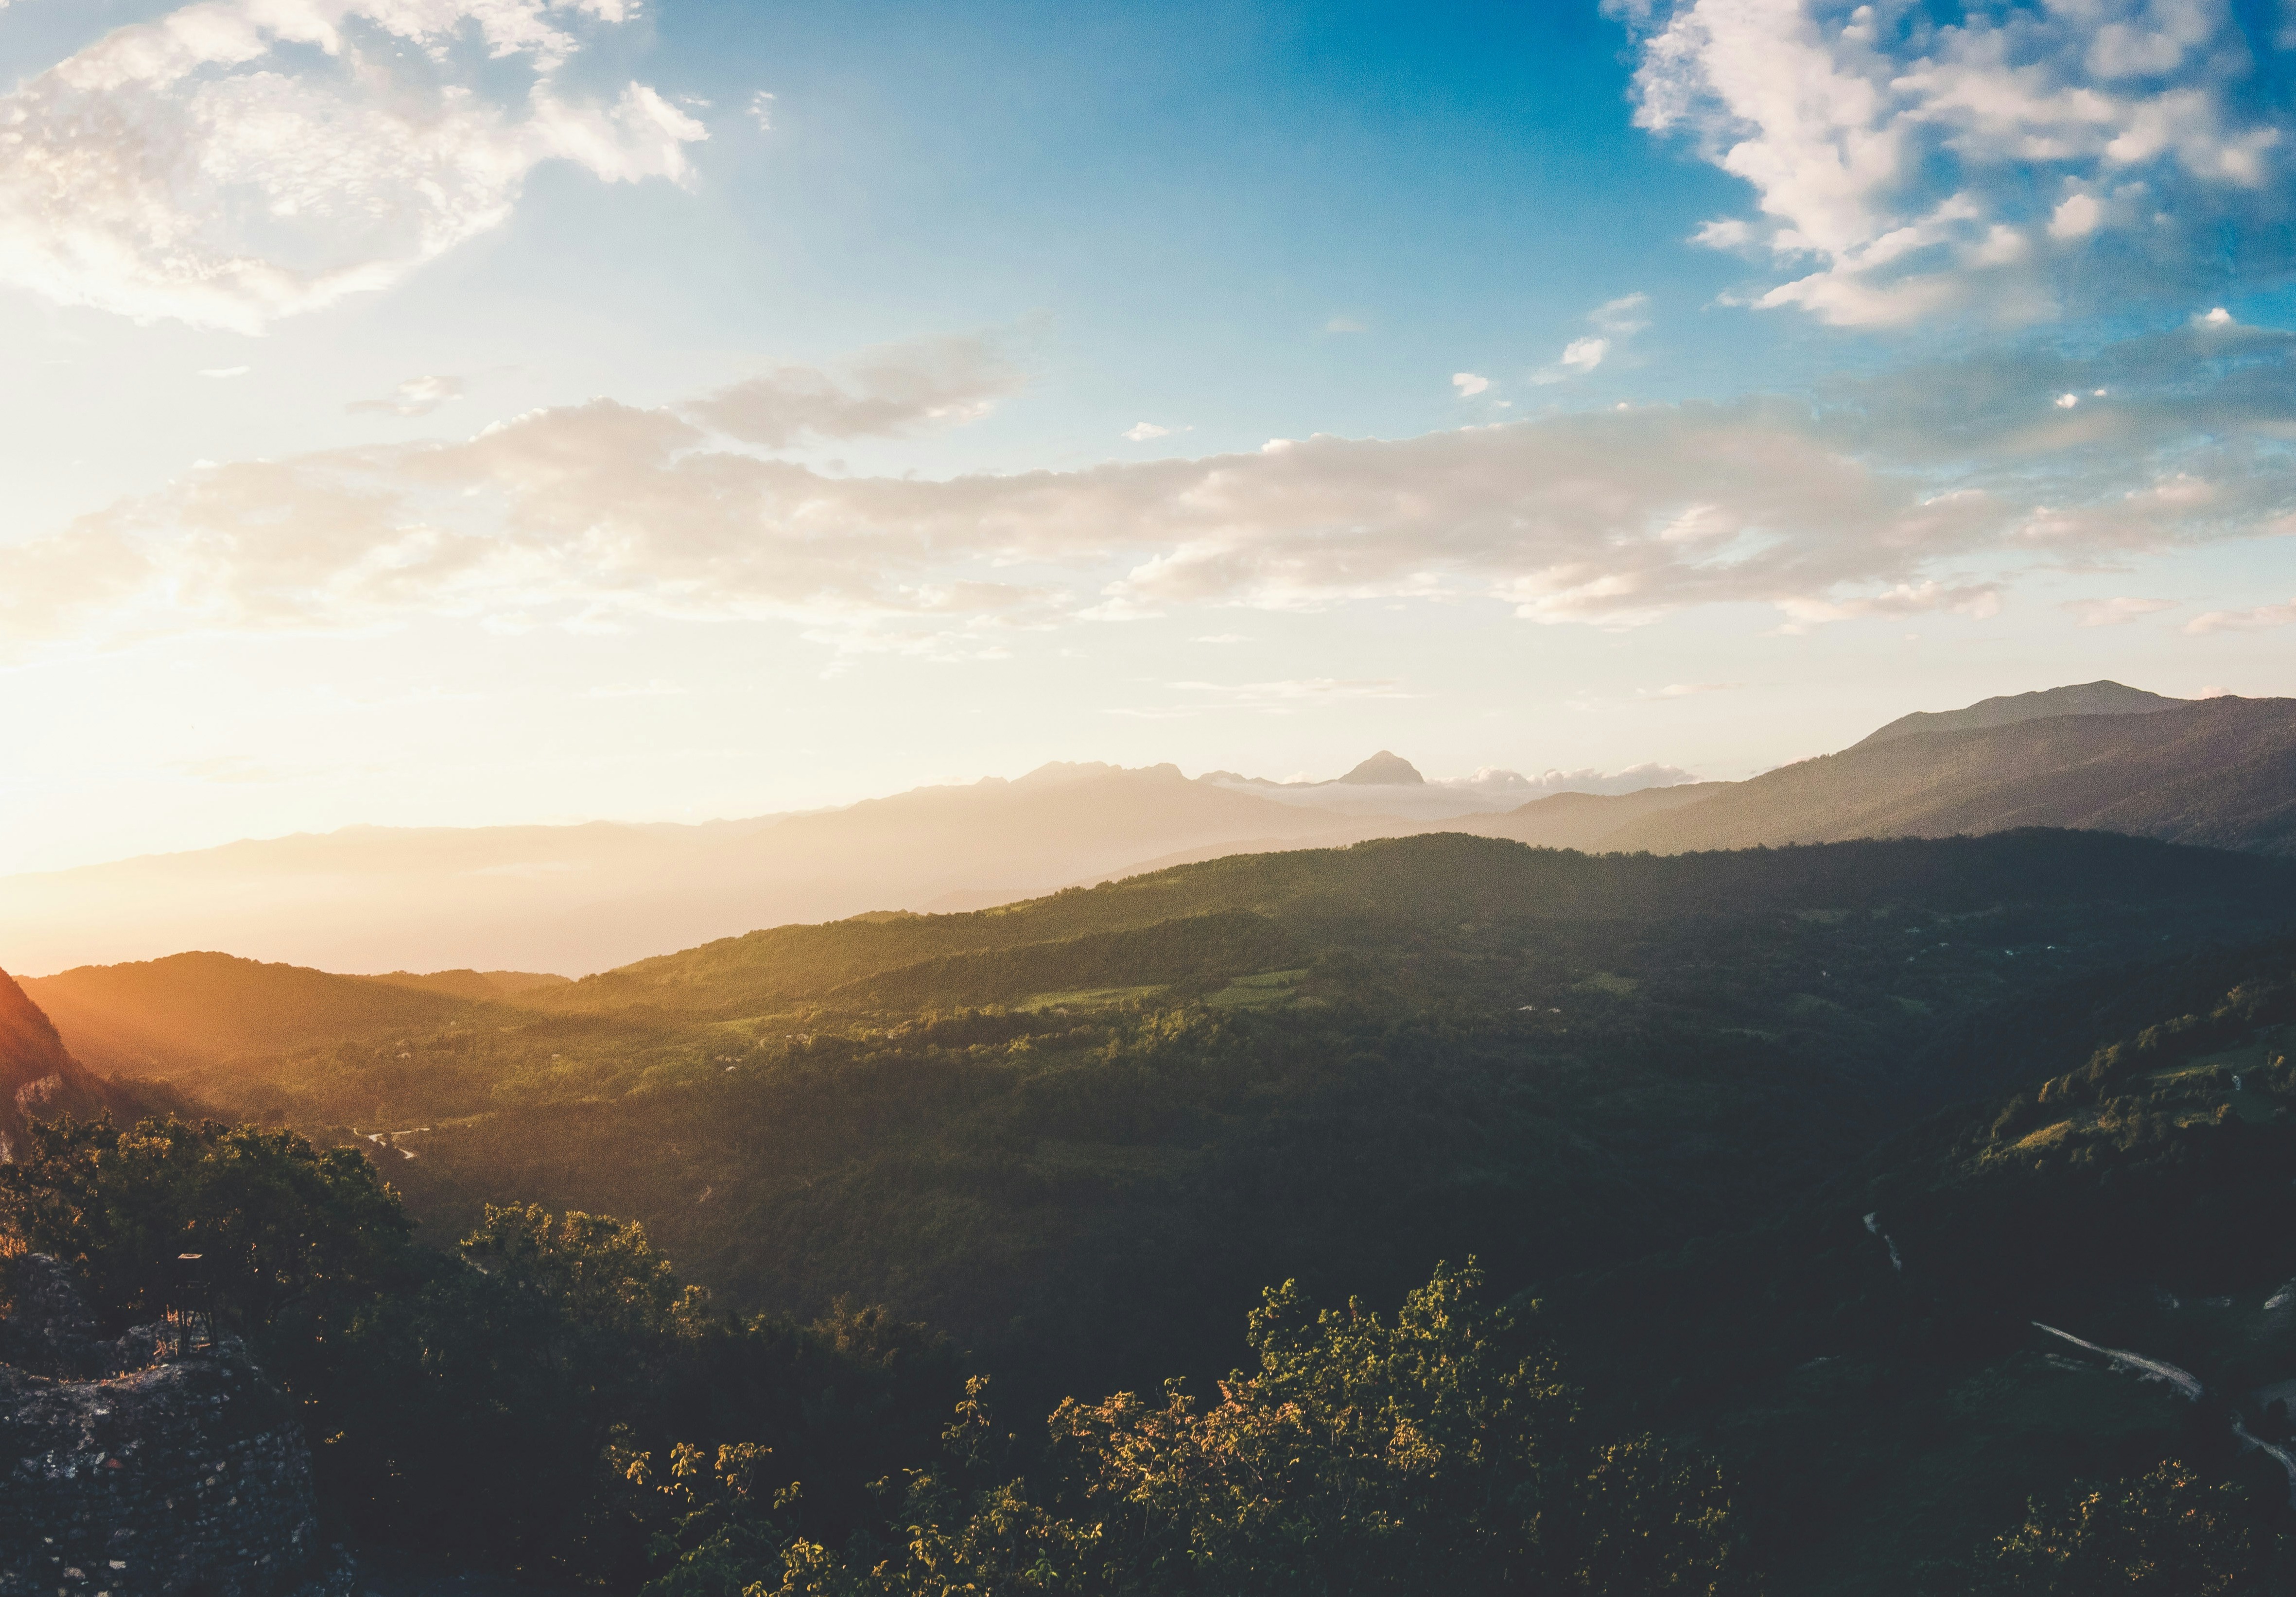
[683,334,1026,449]
[1125,422,1174,441]
[2186,597,2296,633]
[0,0,703,332]
[1452,373,1491,397]
[2063,595,2177,625]
[1617,0,2296,324]
[350,376,466,417]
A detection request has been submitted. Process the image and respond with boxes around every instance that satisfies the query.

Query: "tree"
[1983,1460,2259,1595]
[664,1261,1743,1597]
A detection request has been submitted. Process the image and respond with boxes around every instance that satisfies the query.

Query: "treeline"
[7,1111,2261,1594]
[0,1114,1746,1594]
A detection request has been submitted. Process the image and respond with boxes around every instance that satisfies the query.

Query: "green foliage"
[1980,1461,2261,1595]
[0,1113,418,1335]
[640,1262,1742,1597]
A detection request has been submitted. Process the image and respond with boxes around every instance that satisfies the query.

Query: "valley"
[12,684,2296,1592]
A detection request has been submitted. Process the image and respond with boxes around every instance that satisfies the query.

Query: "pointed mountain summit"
[1855,680,2183,746]
[1335,751,1425,786]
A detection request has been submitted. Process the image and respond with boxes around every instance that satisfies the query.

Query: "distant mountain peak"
[1336,751,1425,786]
[1854,681,2183,747]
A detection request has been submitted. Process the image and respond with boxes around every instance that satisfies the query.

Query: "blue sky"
[2,0,2294,871]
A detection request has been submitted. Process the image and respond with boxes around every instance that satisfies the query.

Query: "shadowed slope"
[0,969,129,1159]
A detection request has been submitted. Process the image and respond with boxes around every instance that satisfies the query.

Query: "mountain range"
[2,679,2290,977]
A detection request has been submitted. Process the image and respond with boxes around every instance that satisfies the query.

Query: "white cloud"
[350,375,466,418]
[2063,595,2177,626]
[1561,337,1611,374]
[1447,763,1700,797]
[2186,596,2296,633]
[0,0,703,332]
[683,334,1026,448]
[1535,292,1647,382]
[750,91,777,130]
[1592,293,1651,334]
[12,328,2296,658]
[200,366,251,379]
[1452,373,1491,397]
[1619,0,2296,325]
[1642,681,1742,697]
[1125,422,1173,441]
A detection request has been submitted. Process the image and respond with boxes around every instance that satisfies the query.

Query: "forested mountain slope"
[1599,694,2296,856]
[25,952,481,1075]
[0,968,132,1159]
[73,829,2296,1416]
[1549,930,2296,1594]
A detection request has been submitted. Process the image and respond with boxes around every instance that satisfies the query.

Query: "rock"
[0,1257,351,1597]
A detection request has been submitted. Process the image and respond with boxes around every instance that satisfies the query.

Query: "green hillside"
[1549,932,2296,1594]
[535,827,2285,1018]
[25,951,485,1074]
[95,829,2296,1418]
[16,829,2296,1592]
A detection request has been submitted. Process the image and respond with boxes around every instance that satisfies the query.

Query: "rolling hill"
[49,828,2296,1415]
[23,952,485,1075]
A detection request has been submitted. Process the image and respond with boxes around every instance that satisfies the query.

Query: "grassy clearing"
[1574,972,1639,997]
[1206,969,1310,1009]
[1018,985,1167,1013]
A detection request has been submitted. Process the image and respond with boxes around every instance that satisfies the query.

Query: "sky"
[4,0,2296,874]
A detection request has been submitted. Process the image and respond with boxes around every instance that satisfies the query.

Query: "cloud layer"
[4,319,2292,657]
[1618,0,2296,324]
[0,0,703,331]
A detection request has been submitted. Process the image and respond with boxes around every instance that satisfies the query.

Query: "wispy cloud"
[2186,597,2296,634]
[350,376,466,419]
[2063,596,2177,626]
[0,0,703,332]
[749,91,777,130]
[1640,681,1742,698]
[683,333,1026,448]
[1535,292,1648,382]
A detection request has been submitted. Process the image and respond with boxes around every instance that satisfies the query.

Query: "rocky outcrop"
[0,1256,351,1597]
